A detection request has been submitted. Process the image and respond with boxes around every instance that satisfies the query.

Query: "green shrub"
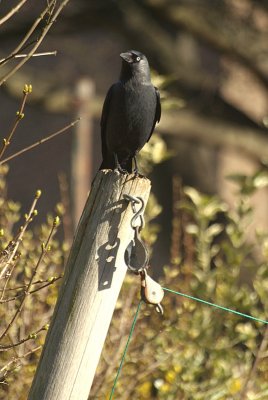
[90,169,268,400]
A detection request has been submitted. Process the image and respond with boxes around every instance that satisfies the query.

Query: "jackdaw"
[100,50,161,173]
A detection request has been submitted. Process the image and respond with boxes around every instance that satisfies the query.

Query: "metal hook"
[123,194,145,229]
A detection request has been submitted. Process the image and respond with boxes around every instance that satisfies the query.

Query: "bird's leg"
[133,155,139,176]
[114,153,128,174]
[133,155,144,177]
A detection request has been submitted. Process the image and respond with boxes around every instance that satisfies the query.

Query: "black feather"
[100,50,161,173]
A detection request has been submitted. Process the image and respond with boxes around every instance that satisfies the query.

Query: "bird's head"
[119,50,151,83]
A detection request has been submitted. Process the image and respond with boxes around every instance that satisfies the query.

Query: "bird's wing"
[100,84,114,135]
[155,87,161,123]
[147,86,161,142]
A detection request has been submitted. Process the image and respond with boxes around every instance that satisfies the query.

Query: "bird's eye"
[136,56,141,62]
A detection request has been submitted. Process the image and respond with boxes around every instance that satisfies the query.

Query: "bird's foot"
[113,153,129,174]
[114,166,128,174]
[133,169,144,178]
[132,156,144,177]
[133,167,140,177]
[134,171,145,178]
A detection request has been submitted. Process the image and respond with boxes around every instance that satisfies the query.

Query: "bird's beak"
[120,52,133,63]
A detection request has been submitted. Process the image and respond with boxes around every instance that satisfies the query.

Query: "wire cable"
[109,300,143,399]
[163,287,268,325]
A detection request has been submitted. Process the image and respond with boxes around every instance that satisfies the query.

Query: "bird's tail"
[99,145,115,170]
[100,156,133,172]
[120,158,132,172]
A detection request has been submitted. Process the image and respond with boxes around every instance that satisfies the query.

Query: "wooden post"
[72,78,95,228]
[28,170,151,400]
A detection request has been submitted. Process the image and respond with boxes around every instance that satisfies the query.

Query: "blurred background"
[1,1,268,398]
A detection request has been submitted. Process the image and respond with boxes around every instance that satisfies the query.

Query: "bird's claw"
[114,166,128,174]
[133,167,139,176]
[133,168,144,178]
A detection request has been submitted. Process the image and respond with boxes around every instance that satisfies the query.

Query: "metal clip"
[123,194,145,230]
[124,226,149,273]
[140,269,164,314]
[124,194,148,273]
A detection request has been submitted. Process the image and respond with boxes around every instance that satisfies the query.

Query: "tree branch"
[0,118,80,165]
[0,0,29,27]
[0,84,32,160]
[0,1,55,67]
[0,216,59,340]
[158,110,268,161]
[240,325,268,399]
[0,0,70,86]
[161,4,268,89]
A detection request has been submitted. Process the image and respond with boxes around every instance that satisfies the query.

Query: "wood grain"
[28,170,151,400]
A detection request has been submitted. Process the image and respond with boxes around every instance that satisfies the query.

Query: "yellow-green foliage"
[90,169,268,400]
[1,160,268,400]
[0,165,67,400]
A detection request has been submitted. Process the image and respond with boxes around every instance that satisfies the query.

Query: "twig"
[240,325,268,399]
[0,275,62,303]
[0,216,59,340]
[170,175,182,265]
[0,275,62,292]
[0,190,41,280]
[58,172,74,244]
[0,258,19,302]
[0,118,80,165]
[0,326,48,351]
[0,0,70,86]
[26,275,61,295]
[0,2,55,68]
[0,345,41,374]
[0,84,32,160]
[0,51,57,64]
[7,333,19,359]
[0,0,29,26]
[0,41,36,67]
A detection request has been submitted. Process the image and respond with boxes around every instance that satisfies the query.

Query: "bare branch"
[158,110,268,161]
[0,258,19,302]
[0,84,32,161]
[0,118,80,165]
[0,190,41,280]
[0,216,59,340]
[0,346,41,375]
[0,2,55,67]
[0,0,70,86]
[163,4,268,89]
[0,0,29,26]
[0,51,57,64]
[0,276,62,303]
[58,172,73,244]
[240,325,268,399]
[0,326,48,351]
[0,275,63,293]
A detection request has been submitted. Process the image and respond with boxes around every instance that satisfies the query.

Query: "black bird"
[100,50,161,173]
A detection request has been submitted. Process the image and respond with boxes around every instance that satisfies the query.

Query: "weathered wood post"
[72,78,95,227]
[28,170,151,400]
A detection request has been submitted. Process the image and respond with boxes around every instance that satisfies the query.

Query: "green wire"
[163,287,268,325]
[110,287,268,398]
[109,299,143,400]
